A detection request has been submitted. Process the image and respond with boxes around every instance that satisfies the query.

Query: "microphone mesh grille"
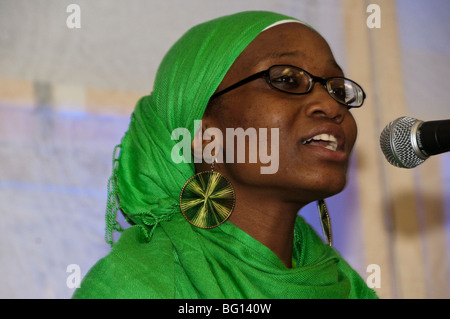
[379,116,426,168]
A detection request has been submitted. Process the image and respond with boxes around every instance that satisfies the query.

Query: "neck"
[228,187,305,268]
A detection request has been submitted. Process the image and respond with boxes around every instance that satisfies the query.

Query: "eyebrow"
[259,50,344,74]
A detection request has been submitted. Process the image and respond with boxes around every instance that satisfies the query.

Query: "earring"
[180,159,235,228]
[317,199,332,246]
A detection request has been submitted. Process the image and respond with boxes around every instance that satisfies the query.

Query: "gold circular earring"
[180,160,235,228]
[317,199,332,246]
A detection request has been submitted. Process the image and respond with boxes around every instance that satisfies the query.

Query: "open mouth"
[301,133,338,152]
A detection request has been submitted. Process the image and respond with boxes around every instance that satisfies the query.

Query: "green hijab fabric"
[73,11,378,299]
[105,11,305,238]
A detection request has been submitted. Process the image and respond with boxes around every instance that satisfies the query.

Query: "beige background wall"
[0,0,448,298]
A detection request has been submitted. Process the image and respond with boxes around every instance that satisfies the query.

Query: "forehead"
[234,23,339,74]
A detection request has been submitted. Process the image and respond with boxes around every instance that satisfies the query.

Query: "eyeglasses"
[210,65,366,109]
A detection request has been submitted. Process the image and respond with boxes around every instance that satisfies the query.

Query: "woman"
[73,11,378,299]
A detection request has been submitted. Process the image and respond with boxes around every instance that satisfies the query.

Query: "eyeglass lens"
[268,66,364,108]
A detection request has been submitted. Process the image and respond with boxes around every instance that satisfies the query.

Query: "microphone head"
[379,116,426,168]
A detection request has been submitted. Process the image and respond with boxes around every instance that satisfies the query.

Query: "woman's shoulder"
[72,225,175,299]
[294,215,378,299]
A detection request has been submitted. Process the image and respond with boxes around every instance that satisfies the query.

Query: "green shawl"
[73,11,378,299]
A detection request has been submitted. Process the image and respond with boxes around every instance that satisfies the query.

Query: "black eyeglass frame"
[210,64,366,109]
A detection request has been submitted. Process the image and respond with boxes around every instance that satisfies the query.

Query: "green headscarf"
[106,11,304,240]
[74,11,378,299]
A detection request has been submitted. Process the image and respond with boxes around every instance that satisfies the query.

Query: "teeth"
[312,133,337,143]
[324,144,338,151]
[302,133,338,151]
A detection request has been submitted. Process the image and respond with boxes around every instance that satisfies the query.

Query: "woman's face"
[204,22,358,204]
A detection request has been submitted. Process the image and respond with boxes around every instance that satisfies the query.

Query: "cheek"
[213,106,288,176]
[216,99,291,145]
[345,114,358,151]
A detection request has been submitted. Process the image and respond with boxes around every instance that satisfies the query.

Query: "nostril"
[332,112,344,123]
[309,105,344,123]
[312,109,327,117]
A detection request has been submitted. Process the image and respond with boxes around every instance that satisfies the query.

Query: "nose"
[305,83,347,123]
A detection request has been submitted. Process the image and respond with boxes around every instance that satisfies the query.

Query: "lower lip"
[302,144,348,162]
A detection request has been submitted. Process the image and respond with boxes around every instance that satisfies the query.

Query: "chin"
[293,172,349,202]
[321,174,349,198]
[322,183,347,198]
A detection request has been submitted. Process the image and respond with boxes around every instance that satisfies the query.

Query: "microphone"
[380,116,450,168]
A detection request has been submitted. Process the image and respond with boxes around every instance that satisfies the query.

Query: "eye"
[272,74,299,86]
[328,79,351,101]
[269,67,308,92]
[331,86,347,100]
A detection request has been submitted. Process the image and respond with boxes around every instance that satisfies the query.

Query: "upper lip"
[300,124,346,152]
